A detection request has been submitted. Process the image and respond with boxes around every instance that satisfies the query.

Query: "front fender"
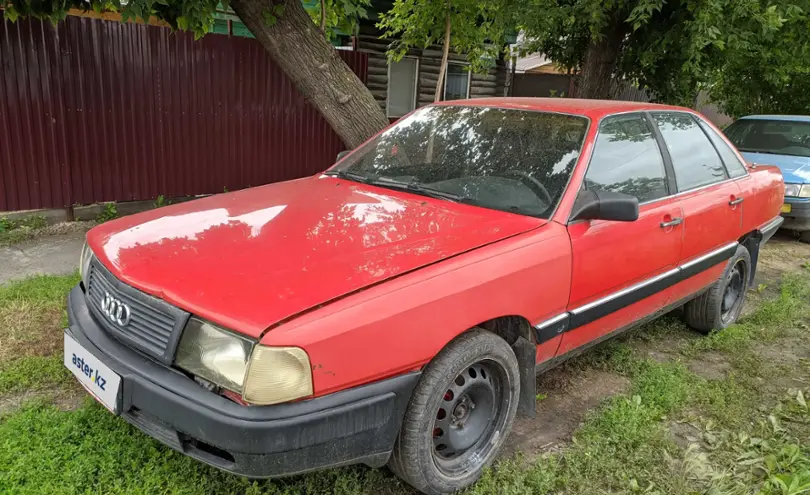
[261,223,573,397]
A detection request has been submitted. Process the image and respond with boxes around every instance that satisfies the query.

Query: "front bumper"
[782,199,810,231]
[66,284,420,478]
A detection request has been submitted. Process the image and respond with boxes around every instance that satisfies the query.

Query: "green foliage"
[1,0,222,37]
[154,194,167,208]
[303,0,371,39]
[96,203,119,223]
[378,0,509,73]
[709,2,810,117]
[0,215,48,245]
[0,215,46,232]
[516,0,810,111]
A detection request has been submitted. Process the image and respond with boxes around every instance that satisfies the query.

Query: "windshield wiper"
[368,177,470,203]
[324,170,373,183]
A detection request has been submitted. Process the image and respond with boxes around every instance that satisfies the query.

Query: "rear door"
[695,116,765,234]
[649,112,743,295]
[558,113,684,355]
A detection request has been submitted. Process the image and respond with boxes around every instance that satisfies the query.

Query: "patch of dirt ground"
[503,367,630,458]
[687,352,731,381]
[758,232,810,274]
[0,385,85,416]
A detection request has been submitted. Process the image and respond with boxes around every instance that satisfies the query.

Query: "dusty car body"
[65,98,784,494]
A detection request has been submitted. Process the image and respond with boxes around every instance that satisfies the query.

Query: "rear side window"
[652,112,728,191]
[696,118,748,178]
[584,114,668,203]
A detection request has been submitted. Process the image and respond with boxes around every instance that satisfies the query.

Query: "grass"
[0,274,79,395]
[0,401,401,495]
[0,355,72,395]
[0,215,47,246]
[0,267,808,493]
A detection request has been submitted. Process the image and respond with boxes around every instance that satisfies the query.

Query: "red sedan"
[65,99,784,494]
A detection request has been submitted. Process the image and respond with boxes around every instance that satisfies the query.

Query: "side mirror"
[336,150,350,162]
[570,189,639,223]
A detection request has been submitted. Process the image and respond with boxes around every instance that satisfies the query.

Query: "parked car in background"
[725,115,810,241]
[64,99,784,495]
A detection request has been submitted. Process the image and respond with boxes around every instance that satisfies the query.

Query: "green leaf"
[4,4,18,21]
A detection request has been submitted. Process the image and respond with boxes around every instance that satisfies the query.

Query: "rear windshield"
[725,119,810,158]
[330,105,589,219]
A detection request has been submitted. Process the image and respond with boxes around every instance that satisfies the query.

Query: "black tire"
[388,329,520,495]
[799,231,810,244]
[683,245,751,333]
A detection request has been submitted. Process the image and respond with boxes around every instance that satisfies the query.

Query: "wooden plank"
[367,74,388,86]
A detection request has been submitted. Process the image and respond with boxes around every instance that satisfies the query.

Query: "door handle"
[660,217,683,228]
[729,197,744,206]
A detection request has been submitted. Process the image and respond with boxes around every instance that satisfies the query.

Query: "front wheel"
[388,329,520,495]
[683,244,751,333]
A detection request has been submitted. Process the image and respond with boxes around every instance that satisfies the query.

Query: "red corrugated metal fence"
[0,16,368,211]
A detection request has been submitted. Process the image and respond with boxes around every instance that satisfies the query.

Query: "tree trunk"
[230,0,389,148]
[434,9,452,102]
[576,21,625,99]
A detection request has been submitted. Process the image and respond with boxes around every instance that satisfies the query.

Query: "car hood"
[740,151,810,183]
[88,176,544,338]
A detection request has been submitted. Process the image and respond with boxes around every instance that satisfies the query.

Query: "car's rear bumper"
[782,198,810,231]
[66,284,420,478]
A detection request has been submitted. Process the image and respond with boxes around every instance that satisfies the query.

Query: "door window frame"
[648,110,741,196]
[694,115,750,179]
[572,111,677,222]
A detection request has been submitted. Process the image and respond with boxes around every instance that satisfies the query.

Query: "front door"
[559,113,684,355]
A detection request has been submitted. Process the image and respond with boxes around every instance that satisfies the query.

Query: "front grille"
[86,259,189,364]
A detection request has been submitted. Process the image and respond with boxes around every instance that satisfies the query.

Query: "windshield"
[725,119,810,158]
[328,105,589,218]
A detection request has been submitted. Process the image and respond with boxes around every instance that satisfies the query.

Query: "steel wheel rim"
[721,259,746,323]
[431,360,508,477]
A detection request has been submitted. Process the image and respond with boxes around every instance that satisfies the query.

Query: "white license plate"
[64,332,122,413]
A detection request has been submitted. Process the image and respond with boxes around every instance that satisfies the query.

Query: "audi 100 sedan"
[65,99,784,494]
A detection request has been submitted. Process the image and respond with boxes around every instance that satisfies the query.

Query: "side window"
[652,112,728,191]
[696,118,748,178]
[584,114,668,203]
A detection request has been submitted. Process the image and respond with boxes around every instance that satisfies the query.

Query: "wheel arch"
[738,229,762,286]
[465,315,538,418]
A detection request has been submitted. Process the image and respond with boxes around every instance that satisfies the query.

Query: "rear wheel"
[388,329,519,495]
[683,245,751,333]
[799,231,810,244]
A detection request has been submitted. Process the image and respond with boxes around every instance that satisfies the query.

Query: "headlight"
[175,318,254,393]
[784,183,810,197]
[175,318,314,405]
[79,240,93,288]
[243,346,313,405]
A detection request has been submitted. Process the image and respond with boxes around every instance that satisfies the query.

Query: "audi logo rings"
[101,291,132,326]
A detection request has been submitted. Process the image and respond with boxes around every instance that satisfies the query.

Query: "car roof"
[738,115,810,123]
[434,97,691,120]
